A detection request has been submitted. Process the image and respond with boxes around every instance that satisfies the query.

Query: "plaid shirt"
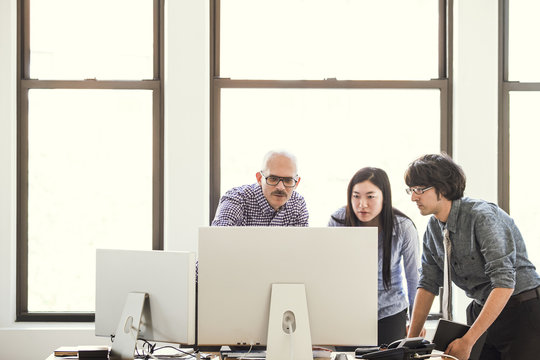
[211,183,309,226]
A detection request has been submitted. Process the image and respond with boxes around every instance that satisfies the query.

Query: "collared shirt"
[328,206,420,320]
[211,183,309,226]
[419,197,540,305]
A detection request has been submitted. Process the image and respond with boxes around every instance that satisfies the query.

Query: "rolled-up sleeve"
[418,227,444,296]
[474,211,516,289]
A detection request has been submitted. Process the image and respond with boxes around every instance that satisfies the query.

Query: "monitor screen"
[197,226,378,347]
[95,249,196,345]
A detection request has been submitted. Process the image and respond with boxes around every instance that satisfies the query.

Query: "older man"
[211,150,309,226]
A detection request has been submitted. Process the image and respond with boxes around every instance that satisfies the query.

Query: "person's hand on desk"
[444,336,473,360]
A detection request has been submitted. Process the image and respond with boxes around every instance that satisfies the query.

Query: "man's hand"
[444,337,473,360]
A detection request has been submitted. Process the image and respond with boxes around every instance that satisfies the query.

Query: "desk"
[44,353,221,360]
[46,353,446,360]
[44,354,337,360]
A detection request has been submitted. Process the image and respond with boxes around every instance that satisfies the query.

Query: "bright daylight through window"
[214,0,450,317]
[18,0,162,319]
[215,0,445,233]
[506,0,540,268]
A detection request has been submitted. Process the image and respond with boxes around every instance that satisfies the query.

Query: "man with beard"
[211,150,309,226]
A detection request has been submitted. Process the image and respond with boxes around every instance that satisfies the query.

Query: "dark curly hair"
[404,153,466,200]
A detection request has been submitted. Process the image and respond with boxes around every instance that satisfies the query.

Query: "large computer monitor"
[197,226,378,356]
[95,249,196,358]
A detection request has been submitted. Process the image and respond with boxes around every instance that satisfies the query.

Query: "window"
[211,0,452,234]
[500,0,540,267]
[17,0,164,321]
[212,0,453,317]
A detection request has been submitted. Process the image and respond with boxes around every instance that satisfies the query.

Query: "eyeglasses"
[260,172,298,188]
[405,186,433,195]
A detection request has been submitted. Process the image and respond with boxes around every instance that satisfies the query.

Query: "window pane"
[220,88,440,236]
[220,0,439,80]
[27,89,153,312]
[30,0,153,80]
[509,0,540,81]
[509,92,540,268]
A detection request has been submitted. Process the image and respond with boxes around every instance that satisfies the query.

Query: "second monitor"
[197,226,378,348]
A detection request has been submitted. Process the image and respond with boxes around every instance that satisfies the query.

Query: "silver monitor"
[197,226,378,350]
[95,249,196,347]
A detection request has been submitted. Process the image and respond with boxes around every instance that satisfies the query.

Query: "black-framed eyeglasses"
[405,186,433,195]
[260,172,298,188]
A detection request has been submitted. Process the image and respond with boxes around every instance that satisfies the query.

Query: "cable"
[136,339,200,359]
[153,345,197,358]
[414,353,460,360]
[238,344,253,360]
[141,348,160,360]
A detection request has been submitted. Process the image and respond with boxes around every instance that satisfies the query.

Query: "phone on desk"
[355,337,435,360]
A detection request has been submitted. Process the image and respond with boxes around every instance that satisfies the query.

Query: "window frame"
[210,0,454,319]
[498,0,540,213]
[16,0,165,322]
[210,0,454,218]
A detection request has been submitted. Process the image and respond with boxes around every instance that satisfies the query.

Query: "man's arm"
[294,196,309,227]
[445,287,513,360]
[407,288,436,338]
[211,195,244,226]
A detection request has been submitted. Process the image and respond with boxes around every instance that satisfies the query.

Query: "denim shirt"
[419,197,540,305]
[328,207,420,320]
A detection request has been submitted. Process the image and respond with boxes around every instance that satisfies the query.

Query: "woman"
[329,167,419,346]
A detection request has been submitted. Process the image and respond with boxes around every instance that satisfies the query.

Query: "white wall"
[164,0,209,253]
[0,0,498,358]
[0,0,17,334]
[451,0,499,325]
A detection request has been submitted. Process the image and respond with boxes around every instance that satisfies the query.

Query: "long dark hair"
[332,167,410,290]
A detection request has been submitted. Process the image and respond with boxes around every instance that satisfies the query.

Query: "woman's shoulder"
[328,206,346,226]
[331,205,346,218]
[393,213,416,233]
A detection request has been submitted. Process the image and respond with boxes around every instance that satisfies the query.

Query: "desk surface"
[45,356,346,360]
[46,353,445,360]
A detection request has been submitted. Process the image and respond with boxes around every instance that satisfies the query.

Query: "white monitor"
[95,249,196,346]
[197,226,378,350]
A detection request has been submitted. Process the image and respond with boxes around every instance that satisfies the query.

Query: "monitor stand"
[110,292,148,360]
[266,284,313,360]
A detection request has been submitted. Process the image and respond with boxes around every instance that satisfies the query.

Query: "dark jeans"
[335,308,407,351]
[467,288,540,360]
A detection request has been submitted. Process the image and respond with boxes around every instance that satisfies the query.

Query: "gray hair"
[261,150,298,176]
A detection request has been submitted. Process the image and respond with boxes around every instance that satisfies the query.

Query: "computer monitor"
[197,226,378,354]
[95,249,196,354]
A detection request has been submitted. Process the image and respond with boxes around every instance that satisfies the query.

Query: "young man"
[405,153,540,360]
[211,150,309,226]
